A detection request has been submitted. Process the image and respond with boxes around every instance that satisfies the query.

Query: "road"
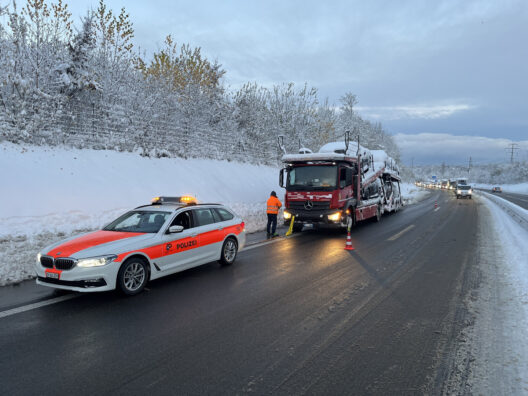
[1,190,479,395]
[478,189,528,210]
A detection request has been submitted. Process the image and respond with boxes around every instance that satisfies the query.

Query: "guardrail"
[476,190,528,231]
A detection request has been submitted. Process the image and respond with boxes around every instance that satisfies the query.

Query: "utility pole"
[468,156,472,175]
[505,143,520,164]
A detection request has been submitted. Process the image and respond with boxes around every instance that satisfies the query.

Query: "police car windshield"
[287,165,337,190]
[103,211,172,233]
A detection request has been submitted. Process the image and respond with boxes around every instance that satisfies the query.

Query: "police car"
[35,197,246,295]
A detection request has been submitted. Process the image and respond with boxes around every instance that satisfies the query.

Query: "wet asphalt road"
[0,190,480,395]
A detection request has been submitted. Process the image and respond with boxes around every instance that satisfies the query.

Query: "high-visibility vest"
[267,196,282,214]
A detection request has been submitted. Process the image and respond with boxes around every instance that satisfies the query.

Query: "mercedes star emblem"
[304,200,314,210]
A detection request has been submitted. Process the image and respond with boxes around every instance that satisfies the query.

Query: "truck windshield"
[287,165,337,190]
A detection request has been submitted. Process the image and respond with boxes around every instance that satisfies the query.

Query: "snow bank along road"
[1,189,491,394]
[475,188,528,211]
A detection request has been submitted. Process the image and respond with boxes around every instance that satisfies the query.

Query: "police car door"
[192,208,225,262]
[158,210,200,272]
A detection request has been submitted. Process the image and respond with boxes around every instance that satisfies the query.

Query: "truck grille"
[289,201,330,211]
[55,258,77,270]
[40,256,54,268]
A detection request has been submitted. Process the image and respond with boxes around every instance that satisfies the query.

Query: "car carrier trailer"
[279,136,401,232]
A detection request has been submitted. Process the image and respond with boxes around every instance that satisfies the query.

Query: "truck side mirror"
[279,168,285,188]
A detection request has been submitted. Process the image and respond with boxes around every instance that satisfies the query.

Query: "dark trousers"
[267,213,277,235]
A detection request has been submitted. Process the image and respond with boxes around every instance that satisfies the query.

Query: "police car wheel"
[118,257,148,295]
[219,237,237,266]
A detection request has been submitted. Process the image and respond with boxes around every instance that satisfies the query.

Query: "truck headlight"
[283,211,292,220]
[328,212,341,222]
[457,190,461,194]
[77,255,117,268]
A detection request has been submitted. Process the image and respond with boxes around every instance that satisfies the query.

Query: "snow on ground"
[0,143,428,285]
[459,193,528,394]
[0,142,281,237]
[473,182,528,195]
[400,183,430,205]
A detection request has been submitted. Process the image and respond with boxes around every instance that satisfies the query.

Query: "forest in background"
[0,0,400,165]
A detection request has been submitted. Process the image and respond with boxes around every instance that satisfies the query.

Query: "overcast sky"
[68,0,528,165]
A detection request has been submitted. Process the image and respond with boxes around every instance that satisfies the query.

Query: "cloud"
[356,103,476,120]
[394,133,528,165]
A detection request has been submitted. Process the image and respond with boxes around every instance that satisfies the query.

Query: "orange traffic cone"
[344,230,355,251]
[434,201,438,209]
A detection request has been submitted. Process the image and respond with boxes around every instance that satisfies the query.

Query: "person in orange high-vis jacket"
[266,191,282,238]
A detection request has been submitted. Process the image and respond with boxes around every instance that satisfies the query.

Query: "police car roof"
[134,203,222,210]
[134,203,184,210]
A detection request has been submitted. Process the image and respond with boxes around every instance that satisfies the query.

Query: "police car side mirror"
[168,225,184,234]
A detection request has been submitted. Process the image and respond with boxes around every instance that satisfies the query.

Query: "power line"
[505,143,520,164]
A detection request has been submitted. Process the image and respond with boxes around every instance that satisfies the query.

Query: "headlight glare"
[283,211,292,220]
[36,253,42,263]
[328,212,341,222]
[77,255,117,268]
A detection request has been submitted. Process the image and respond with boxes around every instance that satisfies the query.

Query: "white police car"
[35,197,246,295]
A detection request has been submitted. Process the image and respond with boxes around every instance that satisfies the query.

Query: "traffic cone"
[344,229,355,251]
[434,201,438,209]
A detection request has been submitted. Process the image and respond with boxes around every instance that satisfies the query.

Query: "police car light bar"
[151,196,198,205]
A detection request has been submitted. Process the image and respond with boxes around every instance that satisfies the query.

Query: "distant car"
[491,187,502,193]
[35,196,246,295]
[456,185,473,199]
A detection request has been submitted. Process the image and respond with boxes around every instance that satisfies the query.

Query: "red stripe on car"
[114,222,244,262]
[47,230,145,258]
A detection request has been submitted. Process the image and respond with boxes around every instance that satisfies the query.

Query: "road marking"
[0,294,79,319]
[387,225,415,241]
[434,207,440,212]
[242,233,301,251]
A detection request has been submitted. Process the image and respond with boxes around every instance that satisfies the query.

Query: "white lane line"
[434,207,440,212]
[242,233,301,251]
[0,294,79,319]
[387,224,415,241]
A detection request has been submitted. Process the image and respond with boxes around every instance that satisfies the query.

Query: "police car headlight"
[77,255,117,268]
[328,212,341,222]
[283,211,292,220]
[36,253,42,263]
